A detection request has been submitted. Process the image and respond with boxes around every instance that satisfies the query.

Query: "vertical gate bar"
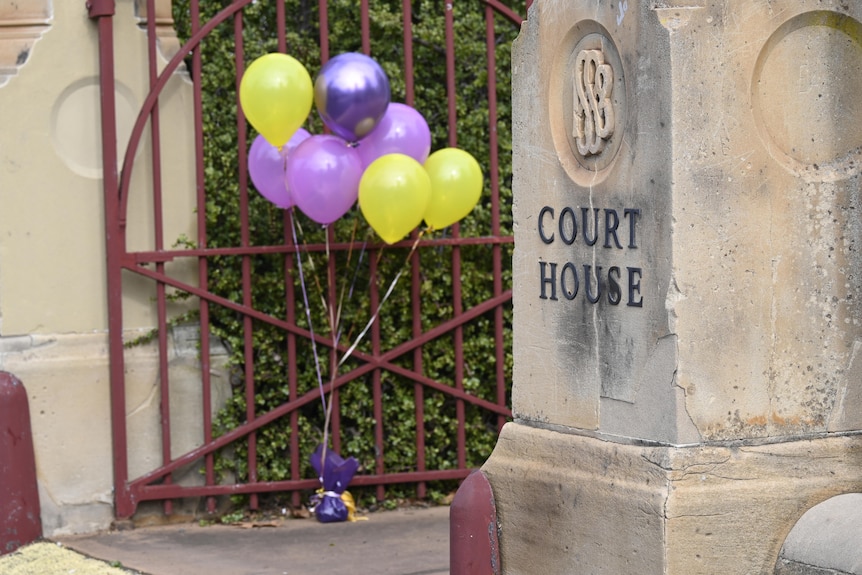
[485,5,507,432]
[401,0,415,104]
[89,0,133,519]
[410,285,426,497]
[318,0,336,456]
[281,0,296,492]
[370,250,385,501]
[189,0,217,515]
[328,229,342,456]
[444,2,457,148]
[285,212,301,508]
[235,10,259,511]
[277,0,301,511]
[444,0,467,470]
[452,243,466,472]
[319,0,329,65]
[411,242,426,501]
[357,0,385,502]
[280,2,297,504]
[277,0,286,53]
[360,0,370,55]
[401,0,427,501]
[145,0,174,517]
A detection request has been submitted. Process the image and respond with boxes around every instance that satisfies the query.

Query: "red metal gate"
[89,0,521,519]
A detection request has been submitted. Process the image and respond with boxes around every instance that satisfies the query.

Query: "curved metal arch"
[117,0,523,225]
[117,0,254,224]
[484,0,522,25]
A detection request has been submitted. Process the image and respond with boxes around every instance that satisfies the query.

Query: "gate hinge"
[86,0,115,18]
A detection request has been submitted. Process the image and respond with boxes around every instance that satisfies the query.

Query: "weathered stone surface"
[483,423,862,574]
[512,0,678,439]
[667,2,862,443]
[0,330,229,536]
[483,424,667,574]
[489,0,862,573]
[512,0,862,443]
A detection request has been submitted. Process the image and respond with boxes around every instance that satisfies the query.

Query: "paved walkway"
[55,506,450,575]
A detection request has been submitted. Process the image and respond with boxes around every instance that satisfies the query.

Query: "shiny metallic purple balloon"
[314,53,391,143]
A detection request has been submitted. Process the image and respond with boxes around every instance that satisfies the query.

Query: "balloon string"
[315,222,364,483]
[319,372,335,484]
[322,232,336,471]
[337,230,425,369]
[322,219,380,481]
[335,219,366,345]
[348,242,368,301]
[289,212,328,417]
[325,230,337,338]
[320,221,366,471]
[293,219,423,484]
[299,221,361,482]
[291,221,339,483]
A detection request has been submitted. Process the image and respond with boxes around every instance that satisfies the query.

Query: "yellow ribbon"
[341,491,368,522]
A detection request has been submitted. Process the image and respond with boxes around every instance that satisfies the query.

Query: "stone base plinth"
[482,423,862,574]
[0,330,229,536]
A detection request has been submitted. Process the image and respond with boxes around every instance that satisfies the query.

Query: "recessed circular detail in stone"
[752,11,862,180]
[549,21,626,185]
[50,78,138,179]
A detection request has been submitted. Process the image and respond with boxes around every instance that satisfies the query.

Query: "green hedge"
[171,0,518,508]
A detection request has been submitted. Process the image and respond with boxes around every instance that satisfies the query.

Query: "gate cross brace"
[123,265,511,489]
[127,263,510,380]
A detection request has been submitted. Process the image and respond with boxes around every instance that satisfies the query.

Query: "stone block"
[493,3,862,569]
[483,423,862,574]
[511,0,862,444]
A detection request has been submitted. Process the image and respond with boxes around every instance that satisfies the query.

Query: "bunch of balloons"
[240,52,483,244]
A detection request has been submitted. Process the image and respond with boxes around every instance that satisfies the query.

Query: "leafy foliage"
[171,0,517,508]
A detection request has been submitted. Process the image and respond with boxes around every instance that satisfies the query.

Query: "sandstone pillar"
[483,1,862,572]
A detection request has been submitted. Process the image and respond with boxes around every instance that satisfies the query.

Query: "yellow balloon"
[423,148,483,230]
[240,53,313,148]
[359,154,431,244]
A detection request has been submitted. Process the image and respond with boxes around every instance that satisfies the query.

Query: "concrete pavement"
[56,505,450,575]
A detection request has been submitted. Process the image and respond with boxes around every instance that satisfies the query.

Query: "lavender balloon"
[248,129,310,208]
[355,103,432,168]
[314,53,390,143]
[285,134,363,224]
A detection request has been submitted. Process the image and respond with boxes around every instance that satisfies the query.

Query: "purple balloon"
[314,53,390,143]
[248,129,310,208]
[285,134,363,224]
[355,103,432,168]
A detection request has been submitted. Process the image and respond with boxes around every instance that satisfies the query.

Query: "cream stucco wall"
[0,0,211,536]
[1,0,196,335]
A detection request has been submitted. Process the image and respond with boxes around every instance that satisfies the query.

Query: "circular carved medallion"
[752,11,862,180]
[550,21,626,185]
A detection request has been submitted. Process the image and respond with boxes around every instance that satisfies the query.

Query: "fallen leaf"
[235,521,280,529]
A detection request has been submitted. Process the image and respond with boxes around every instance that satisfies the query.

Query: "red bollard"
[0,372,42,555]
[450,470,501,575]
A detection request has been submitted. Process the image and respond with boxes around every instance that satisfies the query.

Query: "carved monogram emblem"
[573,49,615,157]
